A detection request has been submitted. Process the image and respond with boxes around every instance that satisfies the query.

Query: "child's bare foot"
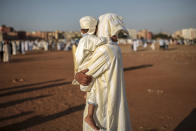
[85,116,99,130]
[84,94,87,99]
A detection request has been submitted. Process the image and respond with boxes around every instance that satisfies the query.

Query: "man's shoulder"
[79,35,107,48]
[95,44,112,55]
[97,43,121,57]
[80,34,96,39]
[79,35,88,42]
[87,35,104,43]
[79,35,96,43]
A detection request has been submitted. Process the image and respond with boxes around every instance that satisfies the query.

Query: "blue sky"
[0,0,196,33]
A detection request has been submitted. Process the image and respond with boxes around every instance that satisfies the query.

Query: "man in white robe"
[24,40,29,51]
[159,39,164,49]
[57,40,61,51]
[0,41,3,62]
[75,13,132,131]
[28,40,33,51]
[21,41,25,54]
[133,39,138,51]
[3,40,11,63]
[151,40,156,50]
[11,40,17,55]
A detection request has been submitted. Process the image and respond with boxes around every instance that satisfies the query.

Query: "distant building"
[17,31,26,40]
[6,32,18,40]
[137,29,152,40]
[0,25,82,41]
[26,31,49,40]
[191,29,196,40]
[0,25,16,40]
[127,29,137,39]
[172,30,182,39]
[147,31,152,40]
[173,28,196,40]
[0,25,15,33]
[64,31,81,41]
[182,28,196,40]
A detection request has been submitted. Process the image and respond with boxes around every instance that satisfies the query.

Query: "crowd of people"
[0,39,78,63]
[118,38,195,52]
[0,36,195,63]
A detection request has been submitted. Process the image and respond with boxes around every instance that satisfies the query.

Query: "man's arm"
[75,69,92,86]
[75,45,111,86]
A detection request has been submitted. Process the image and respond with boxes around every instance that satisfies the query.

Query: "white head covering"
[97,13,127,38]
[80,16,97,35]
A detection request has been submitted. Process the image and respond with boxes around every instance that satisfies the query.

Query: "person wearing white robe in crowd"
[33,40,40,50]
[71,39,75,46]
[39,40,43,49]
[159,39,165,49]
[51,41,56,50]
[170,39,173,45]
[28,40,33,51]
[16,40,20,52]
[21,40,25,54]
[143,41,147,48]
[165,39,169,49]
[65,40,72,51]
[24,40,29,51]
[75,13,132,131]
[37,40,41,49]
[0,41,3,62]
[3,40,11,63]
[42,40,48,51]
[39,40,44,50]
[45,41,49,51]
[133,39,139,52]
[11,40,17,55]
[151,40,156,50]
[127,39,132,45]
[57,40,61,50]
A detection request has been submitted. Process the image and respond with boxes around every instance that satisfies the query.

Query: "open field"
[0,45,196,131]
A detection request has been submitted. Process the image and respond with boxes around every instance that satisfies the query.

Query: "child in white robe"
[72,15,107,131]
[74,33,106,130]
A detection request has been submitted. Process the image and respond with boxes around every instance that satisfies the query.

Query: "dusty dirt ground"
[0,45,196,131]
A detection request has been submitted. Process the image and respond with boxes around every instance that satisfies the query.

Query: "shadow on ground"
[0,94,52,108]
[0,81,71,97]
[0,111,34,122]
[10,57,37,63]
[0,104,85,130]
[124,64,153,72]
[174,108,196,131]
[0,79,65,92]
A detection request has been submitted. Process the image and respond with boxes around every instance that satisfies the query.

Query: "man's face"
[81,29,89,34]
[111,35,118,42]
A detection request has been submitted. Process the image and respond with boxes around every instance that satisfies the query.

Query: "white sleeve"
[86,46,111,78]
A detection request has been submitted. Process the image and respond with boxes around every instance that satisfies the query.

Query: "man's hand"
[75,69,92,86]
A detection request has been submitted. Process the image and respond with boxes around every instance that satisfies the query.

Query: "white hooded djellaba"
[78,13,132,131]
